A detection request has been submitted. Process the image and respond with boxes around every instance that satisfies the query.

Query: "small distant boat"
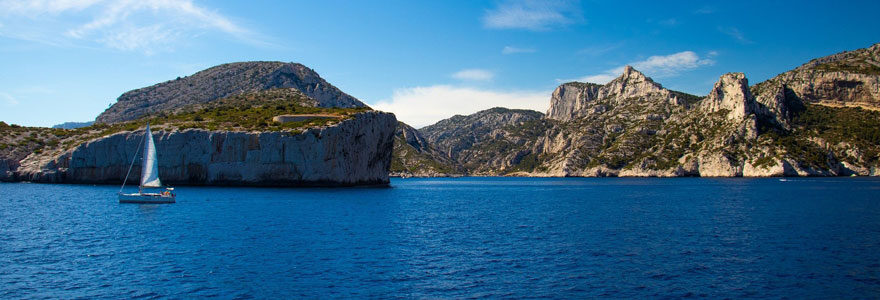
[779,178,788,182]
[118,123,175,204]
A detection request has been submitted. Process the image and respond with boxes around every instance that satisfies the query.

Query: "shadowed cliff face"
[96,62,367,124]
[14,111,397,186]
[390,122,461,177]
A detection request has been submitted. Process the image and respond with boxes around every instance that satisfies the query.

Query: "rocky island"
[1,63,397,186]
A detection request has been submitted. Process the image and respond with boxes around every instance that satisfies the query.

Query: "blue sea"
[2,177,880,298]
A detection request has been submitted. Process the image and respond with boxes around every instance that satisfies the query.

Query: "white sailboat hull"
[118,192,176,204]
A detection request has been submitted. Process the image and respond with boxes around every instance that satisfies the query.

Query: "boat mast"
[119,125,147,194]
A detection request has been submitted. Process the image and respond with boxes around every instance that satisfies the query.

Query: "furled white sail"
[140,123,162,188]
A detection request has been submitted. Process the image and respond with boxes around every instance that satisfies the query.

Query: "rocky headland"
[14,111,395,186]
[390,43,880,177]
[1,63,397,186]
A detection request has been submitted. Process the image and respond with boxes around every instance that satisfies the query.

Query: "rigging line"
[119,126,147,194]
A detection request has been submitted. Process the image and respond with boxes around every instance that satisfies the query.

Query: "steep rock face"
[754,43,880,109]
[753,82,793,129]
[397,122,432,153]
[0,159,16,181]
[702,73,754,121]
[16,112,396,186]
[96,62,366,124]
[545,82,602,121]
[546,66,683,121]
[390,122,461,177]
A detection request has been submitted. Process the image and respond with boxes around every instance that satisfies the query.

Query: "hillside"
[752,42,880,110]
[95,62,367,124]
[419,107,547,174]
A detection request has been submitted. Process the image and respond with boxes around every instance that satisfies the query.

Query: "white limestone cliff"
[15,111,397,186]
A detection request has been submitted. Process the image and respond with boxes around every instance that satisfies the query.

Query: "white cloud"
[632,51,714,75]
[483,0,581,31]
[572,51,715,84]
[373,85,550,128]
[502,46,536,54]
[452,69,495,81]
[0,0,263,53]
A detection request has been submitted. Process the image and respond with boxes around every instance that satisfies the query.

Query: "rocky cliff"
[391,45,880,177]
[96,62,366,124]
[546,66,695,121]
[14,111,396,186]
[753,42,880,110]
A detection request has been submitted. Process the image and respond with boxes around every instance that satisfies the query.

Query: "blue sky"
[1,0,878,128]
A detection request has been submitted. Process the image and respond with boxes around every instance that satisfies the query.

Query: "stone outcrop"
[96,62,367,124]
[702,73,754,120]
[15,112,397,186]
[546,66,684,121]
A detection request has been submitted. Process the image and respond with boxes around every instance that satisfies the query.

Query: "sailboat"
[118,123,176,204]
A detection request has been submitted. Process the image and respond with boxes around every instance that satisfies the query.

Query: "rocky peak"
[546,66,678,121]
[620,65,648,81]
[601,66,668,100]
[702,72,755,120]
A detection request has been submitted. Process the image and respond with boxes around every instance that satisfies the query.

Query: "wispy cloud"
[452,69,495,81]
[694,6,715,14]
[0,0,265,54]
[483,0,582,31]
[1,92,19,106]
[571,51,716,84]
[502,46,536,54]
[647,18,678,27]
[718,26,753,44]
[373,85,549,128]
